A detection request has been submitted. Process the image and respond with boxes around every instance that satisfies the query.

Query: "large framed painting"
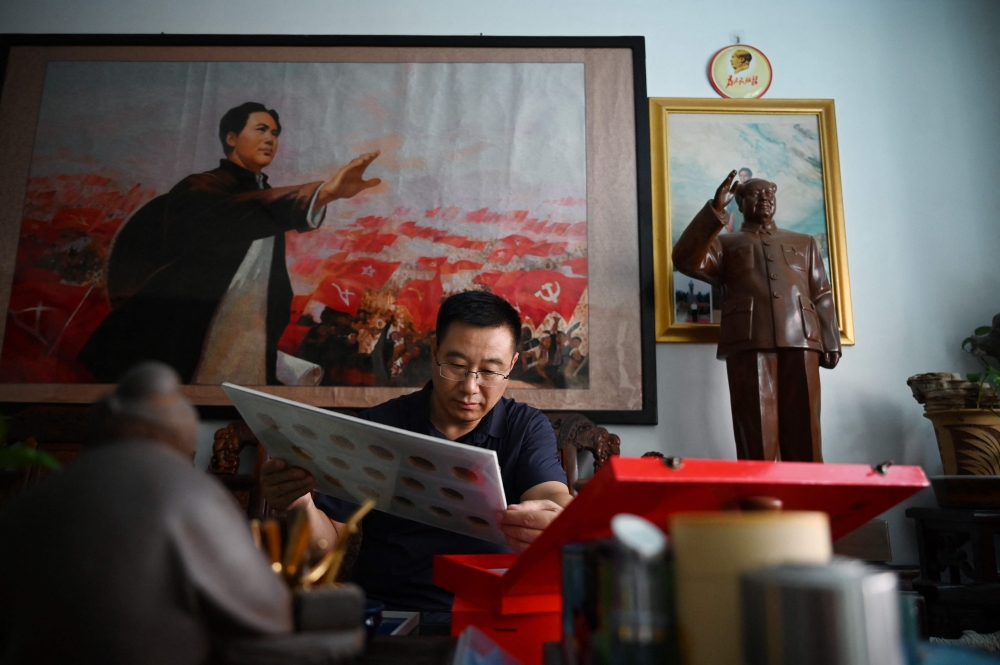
[649,97,854,345]
[0,35,656,424]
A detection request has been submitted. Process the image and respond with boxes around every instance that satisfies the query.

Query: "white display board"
[222,383,508,545]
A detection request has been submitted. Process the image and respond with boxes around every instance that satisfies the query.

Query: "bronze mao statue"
[672,171,841,462]
[0,362,294,664]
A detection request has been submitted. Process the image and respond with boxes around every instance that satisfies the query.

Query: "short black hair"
[738,167,753,177]
[436,291,521,353]
[218,102,281,156]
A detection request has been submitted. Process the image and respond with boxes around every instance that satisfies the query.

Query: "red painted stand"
[434,457,929,665]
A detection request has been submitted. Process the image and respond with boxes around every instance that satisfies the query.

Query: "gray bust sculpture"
[0,362,293,665]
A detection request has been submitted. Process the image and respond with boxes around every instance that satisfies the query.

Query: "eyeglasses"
[437,362,510,386]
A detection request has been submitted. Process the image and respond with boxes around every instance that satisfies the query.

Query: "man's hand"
[260,458,315,512]
[712,169,739,214]
[317,151,382,205]
[495,500,564,553]
[820,351,841,370]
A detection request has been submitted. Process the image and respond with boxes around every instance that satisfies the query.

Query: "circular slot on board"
[450,467,478,483]
[363,467,387,482]
[327,456,350,471]
[408,456,436,472]
[257,412,280,429]
[368,445,395,461]
[429,506,452,519]
[322,474,343,489]
[330,434,356,451]
[392,495,415,508]
[291,444,314,460]
[466,516,490,528]
[358,486,380,500]
[293,423,318,440]
[401,477,425,492]
[440,487,465,502]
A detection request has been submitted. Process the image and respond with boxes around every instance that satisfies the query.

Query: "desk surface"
[361,636,456,665]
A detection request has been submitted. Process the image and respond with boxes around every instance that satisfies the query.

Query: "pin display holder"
[434,456,929,665]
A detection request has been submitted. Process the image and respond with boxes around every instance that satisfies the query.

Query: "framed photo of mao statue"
[0,34,657,424]
[649,97,854,346]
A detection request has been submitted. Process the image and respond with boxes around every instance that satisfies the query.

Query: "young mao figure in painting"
[672,171,841,462]
[79,102,382,385]
[260,291,574,612]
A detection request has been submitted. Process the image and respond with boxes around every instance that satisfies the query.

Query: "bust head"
[734,178,778,225]
[730,49,753,74]
[88,362,200,459]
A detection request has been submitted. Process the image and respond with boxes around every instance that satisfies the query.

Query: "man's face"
[738,170,751,184]
[740,181,777,223]
[430,322,518,429]
[226,111,280,173]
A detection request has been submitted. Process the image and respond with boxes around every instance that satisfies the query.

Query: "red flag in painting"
[315,258,400,315]
[1,278,109,382]
[489,270,587,325]
[417,257,483,274]
[417,256,449,272]
[473,271,504,290]
[440,260,483,275]
[349,231,398,254]
[354,215,388,231]
[487,246,516,264]
[562,257,588,276]
[395,274,443,333]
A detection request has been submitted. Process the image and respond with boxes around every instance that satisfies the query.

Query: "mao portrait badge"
[709,44,772,99]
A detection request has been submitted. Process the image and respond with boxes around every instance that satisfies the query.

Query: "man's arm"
[495,481,573,554]
[671,171,738,284]
[163,152,382,252]
[164,178,324,252]
[807,236,841,369]
[260,458,345,556]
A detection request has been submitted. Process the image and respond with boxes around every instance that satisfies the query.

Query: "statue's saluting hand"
[712,169,740,215]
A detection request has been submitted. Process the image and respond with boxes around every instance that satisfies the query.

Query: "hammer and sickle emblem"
[330,282,355,307]
[535,282,561,303]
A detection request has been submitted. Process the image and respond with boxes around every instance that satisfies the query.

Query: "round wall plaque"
[709,44,772,99]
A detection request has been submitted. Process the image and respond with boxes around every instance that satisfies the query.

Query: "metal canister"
[608,513,677,665]
[741,558,905,665]
[562,514,678,665]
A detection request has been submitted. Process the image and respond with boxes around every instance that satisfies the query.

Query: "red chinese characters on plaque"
[709,44,772,99]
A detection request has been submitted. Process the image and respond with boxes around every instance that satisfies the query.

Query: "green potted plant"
[908,316,1000,475]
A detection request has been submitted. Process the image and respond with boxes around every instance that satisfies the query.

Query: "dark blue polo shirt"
[313,383,567,611]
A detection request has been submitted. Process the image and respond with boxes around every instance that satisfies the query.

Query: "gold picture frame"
[649,97,854,345]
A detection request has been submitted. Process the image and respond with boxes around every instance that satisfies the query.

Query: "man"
[672,171,841,462]
[725,167,753,231]
[0,362,292,664]
[79,102,381,385]
[261,291,572,612]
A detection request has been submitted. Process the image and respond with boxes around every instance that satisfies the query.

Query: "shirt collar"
[416,382,508,442]
[739,221,776,235]
[216,159,269,187]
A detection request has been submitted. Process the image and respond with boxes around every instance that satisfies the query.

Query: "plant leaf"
[975,326,993,336]
[0,446,61,471]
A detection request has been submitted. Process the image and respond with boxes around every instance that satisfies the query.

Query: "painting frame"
[649,97,854,345]
[0,34,657,425]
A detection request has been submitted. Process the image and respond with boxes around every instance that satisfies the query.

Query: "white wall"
[4,0,999,563]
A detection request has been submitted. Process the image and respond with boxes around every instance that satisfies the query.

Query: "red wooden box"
[433,456,929,665]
